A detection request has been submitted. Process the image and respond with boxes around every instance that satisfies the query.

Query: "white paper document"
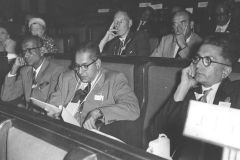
[61,107,80,127]
[184,100,240,149]
[30,97,61,113]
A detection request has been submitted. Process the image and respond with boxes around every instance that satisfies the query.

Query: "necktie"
[32,70,37,87]
[137,20,143,31]
[175,46,182,59]
[199,89,212,103]
[72,83,91,124]
[116,39,124,55]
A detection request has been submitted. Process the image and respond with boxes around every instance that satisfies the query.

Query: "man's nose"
[78,68,86,75]
[195,59,203,68]
[24,51,30,57]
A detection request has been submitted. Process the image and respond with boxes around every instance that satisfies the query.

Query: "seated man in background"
[49,42,140,130]
[1,35,64,109]
[99,9,150,56]
[149,33,240,160]
[134,6,157,37]
[151,10,202,59]
[209,1,240,37]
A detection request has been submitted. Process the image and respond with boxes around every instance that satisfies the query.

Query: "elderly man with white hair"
[28,17,58,54]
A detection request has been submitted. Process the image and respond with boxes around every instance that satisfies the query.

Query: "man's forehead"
[22,40,37,48]
[75,52,92,64]
[198,44,223,58]
[114,12,128,21]
[173,14,189,22]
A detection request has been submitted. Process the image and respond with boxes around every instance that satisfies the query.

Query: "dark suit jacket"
[49,68,140,126]
[150,78,240,160]
[202,18,240,38]
[102,31,150,56]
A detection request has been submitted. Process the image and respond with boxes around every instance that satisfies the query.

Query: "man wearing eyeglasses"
[49,42,140,130]
[150,33,240,160]
[1,35,64,110]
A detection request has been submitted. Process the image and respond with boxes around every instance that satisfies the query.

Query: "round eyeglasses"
[192,55,231,67]
[21,46,42,56]
[74,58,98,71]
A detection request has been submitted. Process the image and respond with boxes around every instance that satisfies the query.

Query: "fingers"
[189,63,196,78]
[109,21,115,30]
[83,117,97,130]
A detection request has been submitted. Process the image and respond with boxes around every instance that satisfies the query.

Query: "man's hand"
[174,63,198,101]
[181,63,197,87]
[83,109,102,130]
[46,106,63,120]
[10,57,26,75]
[99,22,118,52]
[175,34,187,49]
[175,23,188,49]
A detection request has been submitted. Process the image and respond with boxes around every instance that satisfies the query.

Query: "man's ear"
[96,59,101,69]
[129,19,133,28]
[222,66,232,79]
[190,21,194,30]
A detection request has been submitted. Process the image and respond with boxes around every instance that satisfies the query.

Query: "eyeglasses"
[21,46,42,55]
[192,55,231,67]
[74,58,98,71]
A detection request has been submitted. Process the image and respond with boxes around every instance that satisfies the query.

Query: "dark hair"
[22,35,43,47]
[144,6,154,14]
[203,33,240,65]
[75,42,100,60]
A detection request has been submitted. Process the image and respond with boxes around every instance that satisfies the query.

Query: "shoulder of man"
[102,68,127,81]
[19,65,32,75]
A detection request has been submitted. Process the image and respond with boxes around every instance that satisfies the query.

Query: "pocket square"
[224,97,231,103]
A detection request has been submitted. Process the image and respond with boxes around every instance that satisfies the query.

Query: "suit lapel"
[35,59,49,83]
[24,67,34,102]
[213,79,231,105]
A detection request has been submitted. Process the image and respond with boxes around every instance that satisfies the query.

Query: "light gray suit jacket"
[1,59,64,104]
[151,32,202,58]
[49,68,140,125]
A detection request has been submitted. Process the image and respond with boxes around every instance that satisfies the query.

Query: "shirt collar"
[202,82,221,93]
[33,59,45,76]
[119,31,129,42]
[216,18,231,31]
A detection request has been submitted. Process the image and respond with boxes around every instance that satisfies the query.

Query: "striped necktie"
[199,89,212,103]
[73,83,91,125]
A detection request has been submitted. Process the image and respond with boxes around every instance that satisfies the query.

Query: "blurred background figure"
[28,17,58,55]
[0,24,17,62]
[134,6,156,37]
[201,0,240,38]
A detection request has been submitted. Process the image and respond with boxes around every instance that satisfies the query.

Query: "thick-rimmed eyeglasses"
[192,55,231,67]
[21,46,42,56]
[74,58,98,71]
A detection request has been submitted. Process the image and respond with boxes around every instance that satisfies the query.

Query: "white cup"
[146,133,172,160]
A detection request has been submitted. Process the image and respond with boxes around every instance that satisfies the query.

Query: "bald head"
[113,10,132,37]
